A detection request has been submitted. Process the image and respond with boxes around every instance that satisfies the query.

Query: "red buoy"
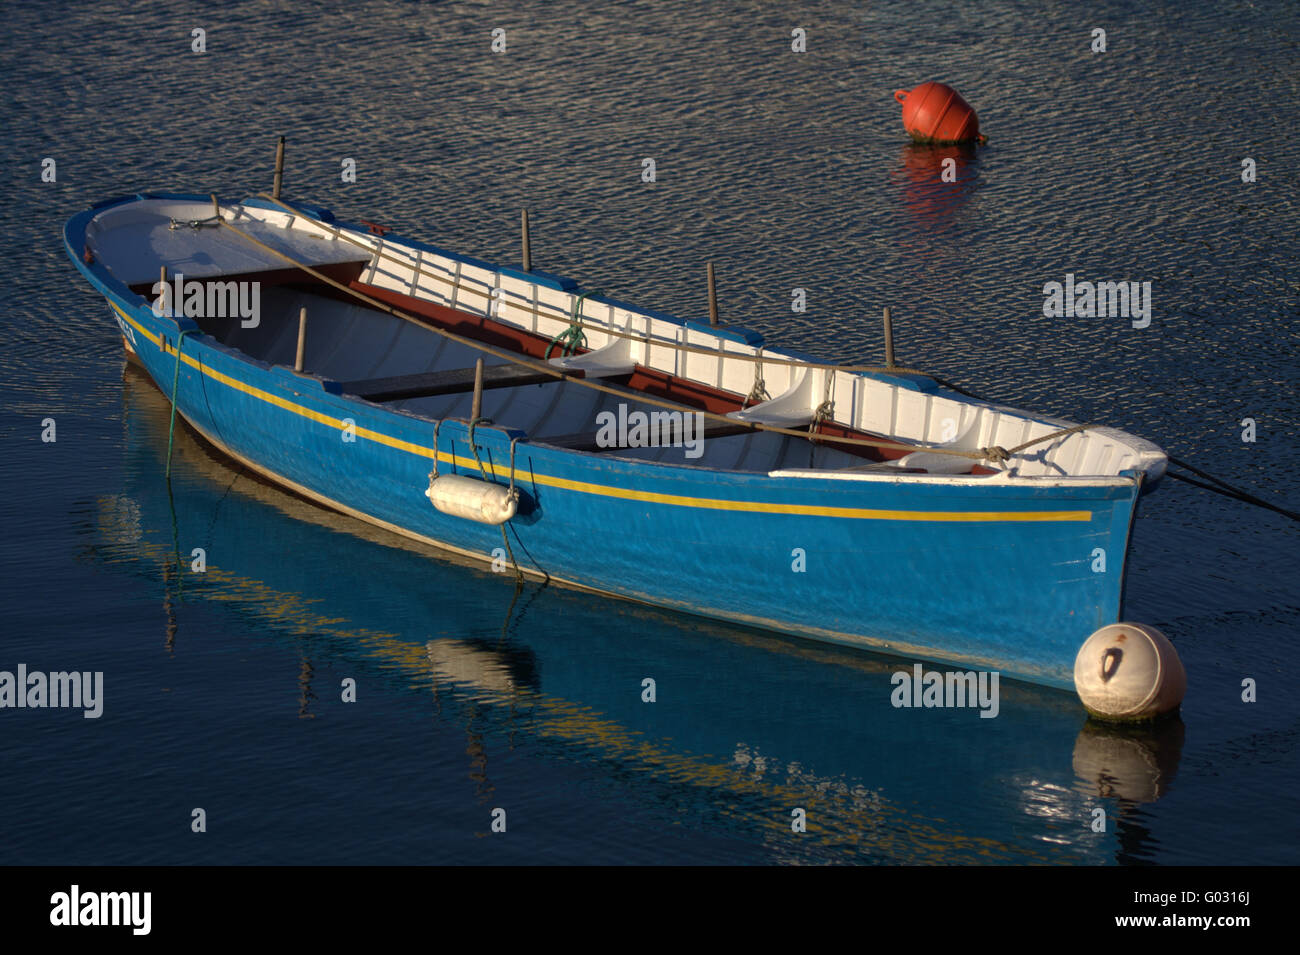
[893,82,985,145]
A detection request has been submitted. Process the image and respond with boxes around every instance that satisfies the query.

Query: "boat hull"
[80,276,1141,689]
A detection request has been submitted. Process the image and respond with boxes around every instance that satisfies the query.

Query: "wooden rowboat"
[64,191,1167,688]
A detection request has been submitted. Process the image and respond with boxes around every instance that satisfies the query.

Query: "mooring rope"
[889,368,1297,523]
[1165,457,1300,523]
[887,368,1299,524]
[164,328,196,478]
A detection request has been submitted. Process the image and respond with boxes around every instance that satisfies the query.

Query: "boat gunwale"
[66,194,1160,491]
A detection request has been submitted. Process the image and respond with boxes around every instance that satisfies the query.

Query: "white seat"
[549,335,636,378]
[896,411,981,473]
[726,367,822,428]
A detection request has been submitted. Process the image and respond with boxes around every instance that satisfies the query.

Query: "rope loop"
[545,324,586,360]
[808,400,834,442]
[430,419,443,480]
[545,289,602,360]
[742,351,771,410]
[508,436,520,496]
[807,370,835,443]
[168,216,222,231]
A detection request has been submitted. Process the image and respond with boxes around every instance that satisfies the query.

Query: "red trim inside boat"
[345,282,996,468]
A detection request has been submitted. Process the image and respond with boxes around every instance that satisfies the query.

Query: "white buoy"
[1073,622,1185,721]
[425,474,518,525]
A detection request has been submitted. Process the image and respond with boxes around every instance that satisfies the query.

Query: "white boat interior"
[86,197,1168,483]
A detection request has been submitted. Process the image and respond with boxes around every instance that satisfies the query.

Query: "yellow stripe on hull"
[113,302,1093,524]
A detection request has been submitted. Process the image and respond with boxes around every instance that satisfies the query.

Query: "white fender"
[425,474,518,525]
[1074,622,1185,721]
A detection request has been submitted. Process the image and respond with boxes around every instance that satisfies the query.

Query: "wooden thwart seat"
[540,422,754,452]
[344,347,640,402]
[342,363,559,402]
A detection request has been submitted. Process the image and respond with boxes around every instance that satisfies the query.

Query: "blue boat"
[64,191,1167,689]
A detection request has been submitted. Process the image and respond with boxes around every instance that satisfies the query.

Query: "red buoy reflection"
[895,142,979,230]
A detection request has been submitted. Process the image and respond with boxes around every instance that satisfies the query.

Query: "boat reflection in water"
[90,362,1184,863]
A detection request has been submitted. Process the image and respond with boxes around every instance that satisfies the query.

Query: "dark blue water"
[2,0,1297,864]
